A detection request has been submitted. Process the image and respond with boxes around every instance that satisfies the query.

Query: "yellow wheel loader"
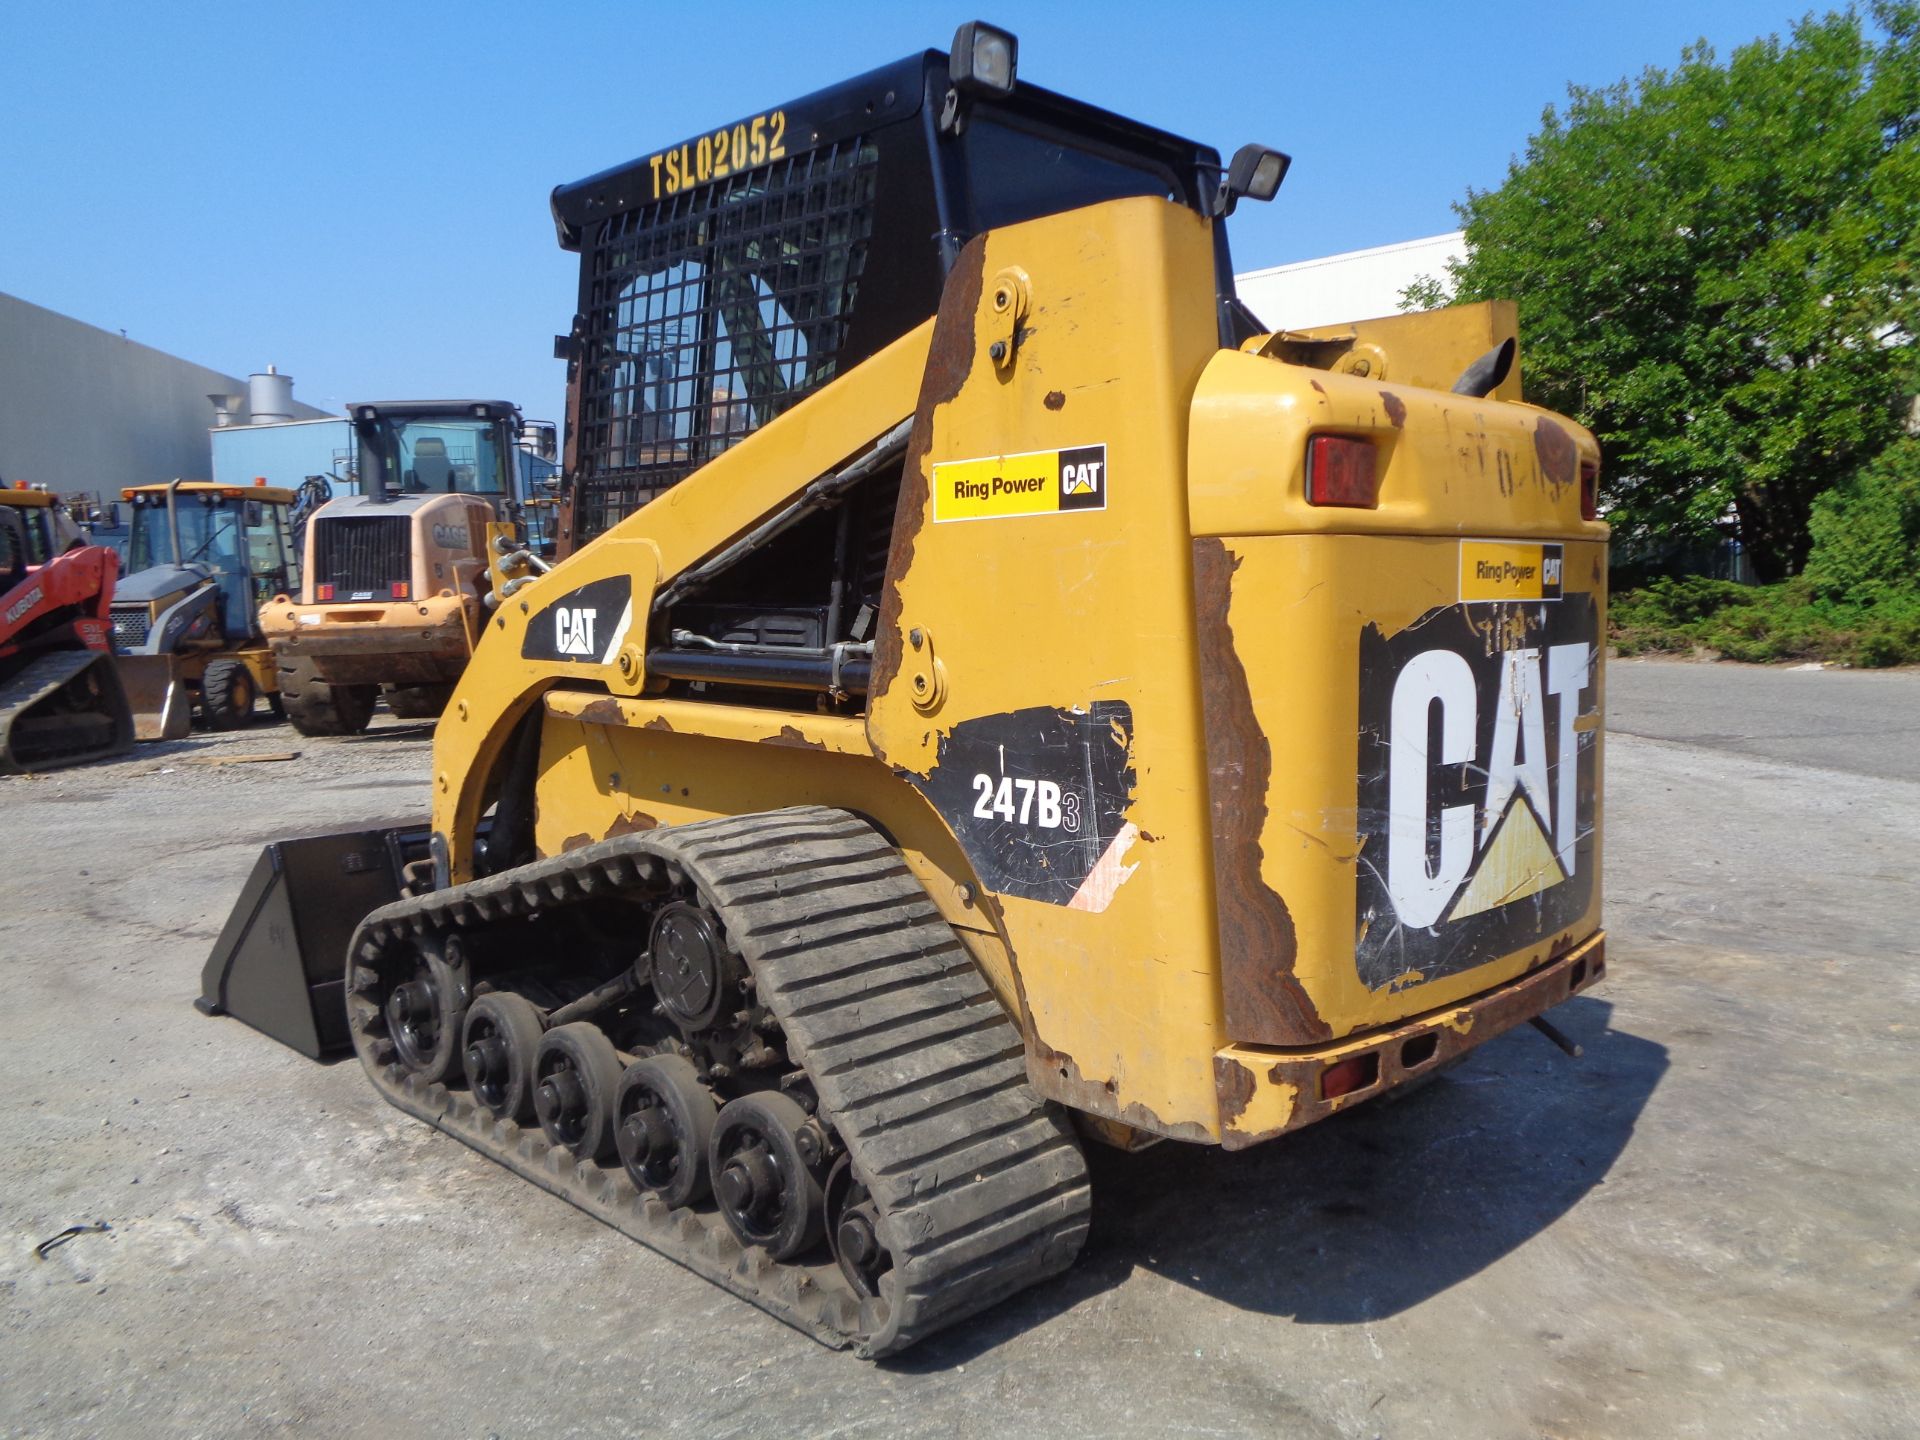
[112,481,295,737]
[261,400,534,736]
[200,23,1607,1357]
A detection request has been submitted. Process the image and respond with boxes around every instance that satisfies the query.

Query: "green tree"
[1803,433,1920,594]
[1409,5,1920,581]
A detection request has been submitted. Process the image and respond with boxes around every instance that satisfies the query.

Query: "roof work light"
[949,21,1017,96]
[1215,143,1291,216]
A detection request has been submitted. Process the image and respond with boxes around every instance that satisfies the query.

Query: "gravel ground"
[1,671,1916,1440]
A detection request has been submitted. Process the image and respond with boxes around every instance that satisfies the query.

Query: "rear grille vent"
[313,516,410,598]
[111,608,150,649]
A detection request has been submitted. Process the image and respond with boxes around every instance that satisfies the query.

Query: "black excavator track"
[344,806,1090,1357]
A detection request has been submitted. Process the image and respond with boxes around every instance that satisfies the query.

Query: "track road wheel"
[614,1054,718,1207]
[461,992,545,1123]
[826,1155,895,1300]
[277,656,376,736]
[711,1091,826,1262]
[533,1023,622,1162]
[383,938,471,1084]
[200,659,255,729]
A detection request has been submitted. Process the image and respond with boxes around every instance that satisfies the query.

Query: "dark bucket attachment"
[197,821,433,1059]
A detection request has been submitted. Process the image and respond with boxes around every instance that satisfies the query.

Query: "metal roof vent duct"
[248,366,295,424]
[208,392,246,427]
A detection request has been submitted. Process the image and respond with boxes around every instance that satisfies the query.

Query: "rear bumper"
[262,597,473,686]
[1214,931,1607,1149]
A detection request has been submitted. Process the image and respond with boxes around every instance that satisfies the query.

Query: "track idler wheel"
[461,992,546,1123]
[709,1092,826,1261]
[532,1023,622,1162]
[825,1155,895,1299]
[613,1054,719,1208]
[383,937,471,1084]
[649,900,741,1034]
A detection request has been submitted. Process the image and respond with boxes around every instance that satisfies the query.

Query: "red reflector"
[316,583,335,601]
[1307,435,1379,507]
[390,581,410,599]
[1320,1052,1380,1100]
[1580,460,1600,521]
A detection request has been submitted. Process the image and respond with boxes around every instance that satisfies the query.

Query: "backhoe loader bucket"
[197,822,429,1059]
[118,654,192,741]
[0,649,136,774]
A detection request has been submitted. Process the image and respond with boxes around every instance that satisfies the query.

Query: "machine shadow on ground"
[335,720,436,744]
[891,997,1664,1368]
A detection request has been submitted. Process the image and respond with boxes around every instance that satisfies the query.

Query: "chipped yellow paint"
[542,692,873,757]
[865,199,1227,1137]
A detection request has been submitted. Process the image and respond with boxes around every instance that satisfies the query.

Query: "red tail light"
[390,581,410,599]
[1320,1052,1380,1100]
[1306,435,1380,508]
[316,583,335,601]
[1580,460,1600,521]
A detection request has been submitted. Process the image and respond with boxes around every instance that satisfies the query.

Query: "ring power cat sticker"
[520,574,633,666]
[932,444,1106,522]
[1460,540,1563,602]
[1355,595,1599,989]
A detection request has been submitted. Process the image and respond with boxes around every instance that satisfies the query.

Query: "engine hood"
[115,564,212,605]
[321,491,500,520]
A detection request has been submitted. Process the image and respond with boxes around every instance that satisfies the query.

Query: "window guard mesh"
[575,138,879,542]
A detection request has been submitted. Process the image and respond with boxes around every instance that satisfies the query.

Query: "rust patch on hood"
[869,239,986,707]
[1533,415,1578,493]
[641,715,674,733]
[1379,391,1407,428]
[603,811,659,839]
[1191,538,1333,1045]
[1043,389,1066,411]
[761,725,826,750]
[560,833,595,853]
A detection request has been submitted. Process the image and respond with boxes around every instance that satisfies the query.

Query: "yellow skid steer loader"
[200,23,1607,1357]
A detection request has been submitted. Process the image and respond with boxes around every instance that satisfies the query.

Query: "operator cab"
[122,483,297,643]
[0,488,61,573]
[350,401,520,501]
[550,21,1284,548]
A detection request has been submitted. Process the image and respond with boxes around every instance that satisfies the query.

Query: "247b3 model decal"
[1354,594,1600,989]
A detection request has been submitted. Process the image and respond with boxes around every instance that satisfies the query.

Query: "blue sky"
[3,1,1833,424]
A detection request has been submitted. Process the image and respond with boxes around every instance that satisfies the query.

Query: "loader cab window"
[961,113,1180,234]
[358,417,511,497]
[245,506,292,606]
[128,495,255,638]
[11,507,56,568]
[0,511,25,586]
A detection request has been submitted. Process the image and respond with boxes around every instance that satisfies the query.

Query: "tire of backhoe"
[200,658,255,730]
[384,683,453,720]
[277,657,376,737]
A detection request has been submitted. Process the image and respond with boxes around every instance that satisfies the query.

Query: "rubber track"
[345,806,1090,1357]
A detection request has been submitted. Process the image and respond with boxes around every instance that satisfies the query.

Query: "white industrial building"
[0,291,329,497]
[3,232,1463,507]
[1235,231,1465,332]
